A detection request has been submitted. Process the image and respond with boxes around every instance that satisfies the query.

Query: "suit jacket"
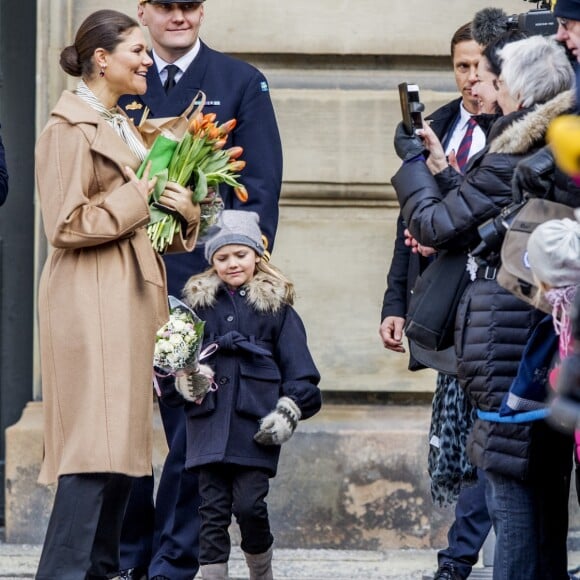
[381,98,463,370]
[119,41,283,297]
[0,125,8,206]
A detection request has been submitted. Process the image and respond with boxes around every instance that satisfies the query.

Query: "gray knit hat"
[527,217,580,288]
[204,210,265,262]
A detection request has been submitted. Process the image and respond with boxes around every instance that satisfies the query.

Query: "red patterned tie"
[455,117,477,172]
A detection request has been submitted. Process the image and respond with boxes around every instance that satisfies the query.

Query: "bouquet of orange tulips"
[139,111,248,253]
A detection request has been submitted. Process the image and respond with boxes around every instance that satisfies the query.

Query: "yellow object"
[546,115,580,177]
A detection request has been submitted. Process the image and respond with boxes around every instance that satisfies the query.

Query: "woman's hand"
[418,124,448,175]
[158,181,200,229]
[125,161,157,200]
[404,228,437,257]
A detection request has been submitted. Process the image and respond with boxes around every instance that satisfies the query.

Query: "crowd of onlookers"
[381,2,580,578]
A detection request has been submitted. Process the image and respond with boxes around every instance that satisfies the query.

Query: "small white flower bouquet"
[154,296,205,374]
[153,296,216,403]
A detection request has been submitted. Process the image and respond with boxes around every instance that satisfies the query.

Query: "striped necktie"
[456,117,477,172]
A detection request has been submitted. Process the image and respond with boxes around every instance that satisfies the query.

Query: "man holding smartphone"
[380,22,491,580]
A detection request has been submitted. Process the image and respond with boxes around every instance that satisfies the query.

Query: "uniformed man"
[118,2,282,578]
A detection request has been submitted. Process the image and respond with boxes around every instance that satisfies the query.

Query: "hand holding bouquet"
[154,296,205,374]
[139,102,249,253]
[153,296,216,403]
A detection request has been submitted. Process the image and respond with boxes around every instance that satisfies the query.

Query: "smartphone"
[398,82,424,135]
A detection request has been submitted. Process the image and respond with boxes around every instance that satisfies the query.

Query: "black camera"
[507,1,558,36]
[398,82,424,135]
[472,200,527,258]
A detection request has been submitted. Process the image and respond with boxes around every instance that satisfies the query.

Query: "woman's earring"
[99,66,106,78]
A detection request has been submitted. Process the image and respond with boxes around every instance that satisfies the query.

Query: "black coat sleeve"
[381,214,410,321]
[391,152,516,251]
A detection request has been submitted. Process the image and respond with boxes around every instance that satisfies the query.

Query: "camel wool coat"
[35,91,196,484]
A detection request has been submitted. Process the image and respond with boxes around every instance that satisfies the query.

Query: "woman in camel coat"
[34,10,199,579]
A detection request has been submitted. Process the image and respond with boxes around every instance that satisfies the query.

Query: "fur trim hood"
[182,270,288,313]
[489,90,574,155]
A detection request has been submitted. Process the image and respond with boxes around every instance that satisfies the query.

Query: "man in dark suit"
[118,2,282,578]
[380,23,492,580]
[0,126,8,206]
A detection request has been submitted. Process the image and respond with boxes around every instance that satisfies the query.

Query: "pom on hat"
[527,218,580,288]
[554,0,580,21]
[204,210,265,262]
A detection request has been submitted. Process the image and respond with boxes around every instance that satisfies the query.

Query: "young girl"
[175,210,321,580]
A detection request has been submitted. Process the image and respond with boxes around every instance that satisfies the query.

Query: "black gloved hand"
[393,122,426,161]
[511,146,554,202]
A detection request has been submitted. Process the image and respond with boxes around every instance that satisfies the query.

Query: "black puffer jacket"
[392,90,573,479]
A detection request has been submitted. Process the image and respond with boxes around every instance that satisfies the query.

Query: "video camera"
[507,1,558,36]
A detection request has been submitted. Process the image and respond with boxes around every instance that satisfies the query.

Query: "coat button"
[226,315,234,322]
[219,376,229,385]
[239,290,246,296]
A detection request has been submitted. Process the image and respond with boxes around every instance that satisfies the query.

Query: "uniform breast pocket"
[236,361,281,419]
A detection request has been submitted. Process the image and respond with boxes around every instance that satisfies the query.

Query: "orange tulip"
[188,112,204,135]
[226,146,244,160]
[229,160,246,172]
[234,185,249,202]
[207,127,221,140]
[213,139,227,150]
[202,112,217,125]
[219,119,237,136]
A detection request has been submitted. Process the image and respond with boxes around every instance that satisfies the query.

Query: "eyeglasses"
[557,17,571,31]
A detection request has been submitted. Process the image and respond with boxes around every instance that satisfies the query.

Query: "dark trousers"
[485,423,572,580]
[437,469,492,579]
[36,473,132,580]
[120,400,201,580]
[198,464,273,564]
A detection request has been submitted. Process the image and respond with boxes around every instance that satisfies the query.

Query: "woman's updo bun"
[59,45,82,77]
[59,10,139,78]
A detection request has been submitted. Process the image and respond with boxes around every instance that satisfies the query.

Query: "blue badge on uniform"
[260,81,269,92]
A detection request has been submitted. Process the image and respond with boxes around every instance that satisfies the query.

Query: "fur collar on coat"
[489,90,574,156]
[182,270,288,313]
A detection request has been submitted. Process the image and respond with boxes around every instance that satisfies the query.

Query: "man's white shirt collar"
[153,40,201,83]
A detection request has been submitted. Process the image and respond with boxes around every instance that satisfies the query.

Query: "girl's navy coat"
[180,269,321,476]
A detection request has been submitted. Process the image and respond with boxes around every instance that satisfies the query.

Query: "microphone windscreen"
[472,7,509,46]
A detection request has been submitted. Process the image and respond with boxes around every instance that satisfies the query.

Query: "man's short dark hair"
[450,22,474,59]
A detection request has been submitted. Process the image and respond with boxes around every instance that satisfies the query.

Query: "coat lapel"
[52,91,143,173]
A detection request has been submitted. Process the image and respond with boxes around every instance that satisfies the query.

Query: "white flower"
[153,304,205,373]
